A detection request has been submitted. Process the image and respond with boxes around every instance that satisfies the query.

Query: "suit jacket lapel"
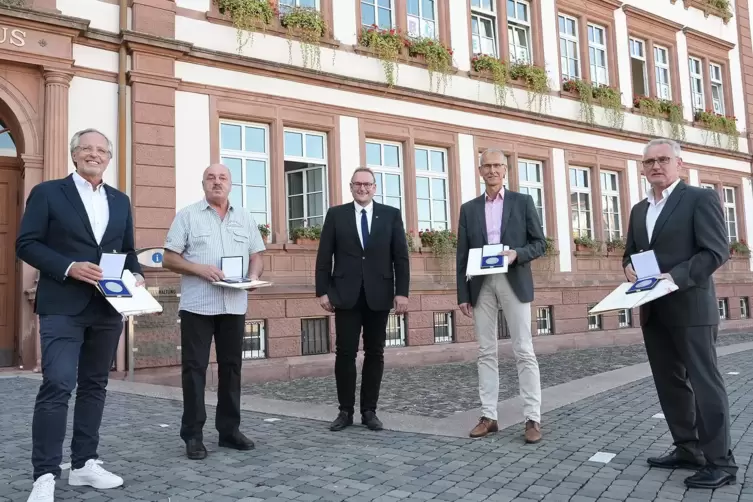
[61,175,96,243]
[500,189,512,241]
[649,182,686,247]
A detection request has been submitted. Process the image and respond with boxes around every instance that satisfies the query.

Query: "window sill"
[467,68,555,96]
[353,45,461,77]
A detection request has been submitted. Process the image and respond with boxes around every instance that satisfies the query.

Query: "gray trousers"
[642,320,737,474]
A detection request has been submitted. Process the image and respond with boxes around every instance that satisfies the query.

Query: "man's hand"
[499,249,518,265]
[624,264,637,282]
[133,273,145,288]
[195,264,225,283]
[394,295,409,315]
[459,303,473,318]
[318,294,334,313]
[68,262,103,285]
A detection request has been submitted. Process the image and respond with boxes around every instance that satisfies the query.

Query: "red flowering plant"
[359,24,404,86]
[257,223,270,240]
[214,0,278,51]
[405,36,454,92]
[694,108,739,151]
[730,239,750,257]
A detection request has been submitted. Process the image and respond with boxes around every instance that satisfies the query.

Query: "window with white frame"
[701,182,716,190]
[471,0,498,57]
[618,309,632,328]
[242,320,266,359]
[689,57,705,114]
[220,121,270,225]
[600,170,621,241]
[416,146,449,230]
[366,140,403,211]
[279,0,318,14]
[386,313,406,347]
[284,129,328,236]
[641,175,651,199]
[587,304,602,330]
[361,0,393,29]
[718,298,728,320]
[536,307,552,335]
[588,23,608,86]
[570,167,593,238]
[629,38,648,96]
[407,0,436,39]
[518,159,545,232]
[723,186,738,243]
[507,0,532,63]
[433,312,453,343]
[559,14,579,81]
[741,297,749,319]
[654,45,671,100]
[710,63,725,115]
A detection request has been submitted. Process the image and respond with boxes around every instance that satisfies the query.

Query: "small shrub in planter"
[214,0,277,51]
[279,6,327,70]
[508,61,550,111]
[694,110,738,151]
[730,239,750,257]
[544,236,556,256]
[290,225,322,245]
[405,37,454,93]
[257,223,270,242]
[471,53,510,105]
[419,229,457,259]
[573,235,600,252]
[359,25,404,87]
[606,238,626,253]
[633,95,685,141]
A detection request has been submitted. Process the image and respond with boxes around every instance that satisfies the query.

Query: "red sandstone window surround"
[356,0,452,46]
[684,28,735,121]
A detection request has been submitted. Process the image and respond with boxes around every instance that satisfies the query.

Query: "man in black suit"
[16,128,144,502]
[456,148,546,443]
[315,167,410,432]
[623,138,736,489]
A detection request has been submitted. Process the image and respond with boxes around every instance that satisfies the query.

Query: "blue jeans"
[32,296,123,480]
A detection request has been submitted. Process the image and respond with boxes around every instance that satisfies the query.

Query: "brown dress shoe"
[525,420,541,443]
[470,417,498,438]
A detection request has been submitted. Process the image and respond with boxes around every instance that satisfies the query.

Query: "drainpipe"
[116,0,128,374]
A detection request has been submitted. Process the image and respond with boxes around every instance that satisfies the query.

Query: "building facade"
[1,0,753,376]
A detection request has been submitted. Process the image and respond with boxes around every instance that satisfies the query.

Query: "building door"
[0,167,19,366]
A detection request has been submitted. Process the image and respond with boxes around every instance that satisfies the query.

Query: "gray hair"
[69,128,113,158]
[643,138,681,158]
[351,166,376,183]
[479,148,507,166]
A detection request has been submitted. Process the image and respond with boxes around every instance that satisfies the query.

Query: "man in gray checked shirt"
[163,163,265,460]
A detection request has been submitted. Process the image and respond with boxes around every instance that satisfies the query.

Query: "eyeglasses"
[642,156,672,168]
[76,145,110,157]
[480,163,507,171]
[351,182,374,189]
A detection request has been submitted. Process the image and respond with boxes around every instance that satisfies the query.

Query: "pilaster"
[42,69,72,182]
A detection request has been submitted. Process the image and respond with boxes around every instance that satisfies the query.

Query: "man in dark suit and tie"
[315,167,410,432]
[16,128,144,502]
[622,138,736,489]
[456,148,546,443]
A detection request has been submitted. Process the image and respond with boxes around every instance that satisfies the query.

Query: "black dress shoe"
[329,411,353,431]
[684,467,736,489]
[361,410,383,431]
[186,438,207,460]
[647,449,705,470]
[218,431,255,450]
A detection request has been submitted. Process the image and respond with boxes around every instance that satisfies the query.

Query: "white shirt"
[645,178,681,241]
[354,201,373,249]
[65,172,110,277]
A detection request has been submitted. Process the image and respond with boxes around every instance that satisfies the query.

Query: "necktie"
[361,208,369,248]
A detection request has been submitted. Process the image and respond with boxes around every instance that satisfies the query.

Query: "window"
[600,170,621,241]
[416,146,449,230]
[0,121,17,157]
[536,307,552,335]
[570,167,593,238]
[588,24,608,86]
[301,317,330,355]
[654,45,671,100]
[497,310,510,339]
[518,159,545,232]
[718,298,728,320]
[407,0,436,39]
[507,0,532,63]
[386,313,406,347]
[243,320,266,359]
[433,312,453,343]
[587,304,602,330]
[220,121,270,224]
[366,140,403,211]
[361,0,393,29]
[701,182,716,190]
[741,297,749,319]
[284,129,328,236]
[689,57,704,114]
[723,186,738,243]
[559,14,579,81]
[618,309,632,328]
[641,175,651,198]
[471,0,498,57]
[629,38,648,96]
[710,63,725,115]
[279,0,318,14]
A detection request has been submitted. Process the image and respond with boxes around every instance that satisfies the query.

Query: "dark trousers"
[32,297,123,480]
[643,319,737,474]
[334,288,390,415]
[179,310,245,442]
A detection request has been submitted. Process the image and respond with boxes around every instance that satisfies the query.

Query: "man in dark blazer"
[16,128,143,502]
[456,148,546,443]
[622,138,736,489]
[315,167,410,432]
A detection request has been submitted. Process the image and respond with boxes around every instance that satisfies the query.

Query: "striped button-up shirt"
[164,199,266,316]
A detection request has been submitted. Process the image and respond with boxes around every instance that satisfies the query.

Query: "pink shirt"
[485,190,504,244]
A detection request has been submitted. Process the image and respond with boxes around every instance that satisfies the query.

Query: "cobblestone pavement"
[239,332,753,418]
[1,348,751,501]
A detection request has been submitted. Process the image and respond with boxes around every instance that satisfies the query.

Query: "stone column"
[43,69,73,181]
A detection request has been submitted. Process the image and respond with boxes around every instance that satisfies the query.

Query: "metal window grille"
[587,304,602,330]
[301,317,330,355]
[497,310,510,339]
[385,313,406,347]
[718,299,728,320]
[741,297,749,319]
[536,307,552,335]
[243,320,266,359]
[617,309,632,328]
[433,312,453,343]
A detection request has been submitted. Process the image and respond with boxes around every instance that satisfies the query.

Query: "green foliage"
[280,6,327,70]
[257,223,270,239]
[419,229,457,259]
[633,96,685,141]
[730,239,750,257]
[471,54,510,105]
[214,0,276,51]
[406,230,418,252]
[694,110,739,151]
[291,225,322,241]
[706,0,733,22]
[359,25,403,87]
[544,236,556,256]
[593,85,624,129]
[573,234,600,251]
[508,62,550,112]
[606,238,625,252]
[0,0,25,7]
[406,37,454,93]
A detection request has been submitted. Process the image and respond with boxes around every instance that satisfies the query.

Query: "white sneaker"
[68,459,123,489]
[27,473,55,502]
